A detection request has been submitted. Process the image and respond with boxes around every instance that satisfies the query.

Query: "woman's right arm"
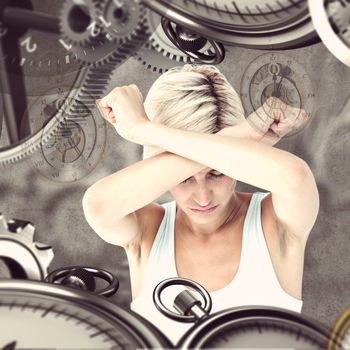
[82,116,269,249]
[82,151,204,248]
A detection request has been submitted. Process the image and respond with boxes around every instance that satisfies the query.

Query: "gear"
[328,0,350,46]
[97,0,147,44]
[134,41,189,73]
[59,0,107,47]
[0,1,150,165]
[65,1,151,66]
[133,10,215,73]
[0,213,54,280]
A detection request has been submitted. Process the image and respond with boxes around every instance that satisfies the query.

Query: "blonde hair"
[143,64,245,159]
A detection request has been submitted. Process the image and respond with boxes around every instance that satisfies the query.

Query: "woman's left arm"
[143,122,318,241]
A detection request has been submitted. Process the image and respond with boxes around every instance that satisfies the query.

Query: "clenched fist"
[97,84,151,145]
[247,97,309,138]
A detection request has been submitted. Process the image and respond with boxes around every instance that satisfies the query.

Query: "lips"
[190,205,218,214]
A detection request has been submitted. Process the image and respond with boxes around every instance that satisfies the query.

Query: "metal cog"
[59,0,106,47]
[0,1,151,165]
[66,1,151,66]
[97,0,147,44]
[133,41,190,73]
[328,0,350,46]
[133,10,215,73]
[147,11,196,62]
[0,213,54,280]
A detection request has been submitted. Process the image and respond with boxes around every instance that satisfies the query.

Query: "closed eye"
[208,172,224,179]
[180,172,224,184]
[181,176,193,184]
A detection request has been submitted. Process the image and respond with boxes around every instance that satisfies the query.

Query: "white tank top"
[130,192,303,345]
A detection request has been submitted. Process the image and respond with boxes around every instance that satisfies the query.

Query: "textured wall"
[1,40,349,331]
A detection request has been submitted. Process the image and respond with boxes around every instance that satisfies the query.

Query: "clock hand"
[0,36,30,142]
[272,73,278,97]
[1,7,59,34]
[276,65,292,97]
[276,74,285,98]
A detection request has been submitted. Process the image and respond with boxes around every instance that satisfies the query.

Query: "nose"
[192,183,213,207]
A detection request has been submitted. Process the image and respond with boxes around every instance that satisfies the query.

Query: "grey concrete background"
[1,41,350,332]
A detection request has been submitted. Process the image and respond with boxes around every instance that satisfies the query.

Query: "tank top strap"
[238,191,270,274]
[144,201,177,279]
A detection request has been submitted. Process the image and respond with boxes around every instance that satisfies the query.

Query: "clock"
[154,277,339,349]
[141,0,319,49]
[0,279,171,349]
[24,87,107,183]
[308,0,350,68]
[0,0,150,165]
[240,52,316,137]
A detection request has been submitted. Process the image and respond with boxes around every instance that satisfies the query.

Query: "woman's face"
[169,168,236,223]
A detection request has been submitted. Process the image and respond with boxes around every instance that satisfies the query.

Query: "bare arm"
[82,119,260,247]
[83,85,317,250]
[137,122,318,240]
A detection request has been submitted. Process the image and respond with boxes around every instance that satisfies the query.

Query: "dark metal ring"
[153,277,212,322]
[45,266,119,297]
[161,17,225,65]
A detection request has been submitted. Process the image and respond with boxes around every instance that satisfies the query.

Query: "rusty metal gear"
[0,214,54,280]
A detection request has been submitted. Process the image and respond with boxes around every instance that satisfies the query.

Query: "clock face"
[154,278,336,349]
[0,0,82,78]
[156,0,308,27]
[180,308,333,349]
[0,280,170,349]
[24,87,107,183]
[240,52,316,137]
[0,0,87,165]
[0,0,149,166]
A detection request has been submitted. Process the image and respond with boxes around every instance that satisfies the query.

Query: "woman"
[82,64,319,344]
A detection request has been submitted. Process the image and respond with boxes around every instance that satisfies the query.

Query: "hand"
[267,99,309,138]
[246,97,309,142]
[97,84,151,145]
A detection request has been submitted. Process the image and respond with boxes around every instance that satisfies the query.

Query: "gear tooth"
[134,9,192,73]
[20,223,35,239]
[0,214,8,232]
[36,247,55,273]
[0,215,54,280]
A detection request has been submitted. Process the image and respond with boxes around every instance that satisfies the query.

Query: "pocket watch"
[0,279,171,349]
[141,0,318,49]
[154,277,338,349]
[308,0,350,68]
